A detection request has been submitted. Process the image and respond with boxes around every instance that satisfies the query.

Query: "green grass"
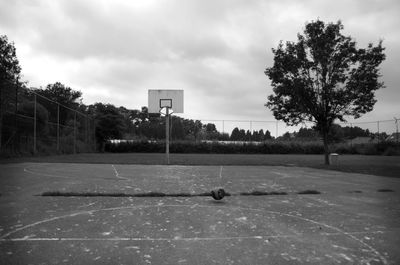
[2,152,400,178]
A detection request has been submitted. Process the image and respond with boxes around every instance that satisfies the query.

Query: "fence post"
[90,118,93,151]
[377,121,380,143]
[14,79,18,150]
[350,123,353,147]
[87,117,90,150]
[250,121,252,141]
[85,115,88,150]
[33,94,37,154]
[93,118,96,151]
[0,86,2,150]
[57,104,60,152]
[74,111,76,154]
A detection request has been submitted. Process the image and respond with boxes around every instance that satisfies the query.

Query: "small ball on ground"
[211,188,225,200]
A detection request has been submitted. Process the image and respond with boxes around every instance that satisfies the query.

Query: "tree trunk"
[0,114,2,150]
[322,129,330,165]
[0,87,3,150]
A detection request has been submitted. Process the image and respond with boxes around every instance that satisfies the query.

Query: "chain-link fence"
[0,82,96,155]
[2,80,398,155]
[106,114,399,155]
[196,117,399,143]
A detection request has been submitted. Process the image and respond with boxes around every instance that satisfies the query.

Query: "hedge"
[104,140,400,155]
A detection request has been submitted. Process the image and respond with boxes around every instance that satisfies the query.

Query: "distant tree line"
[277,125,378,142]
[92,101,378,146]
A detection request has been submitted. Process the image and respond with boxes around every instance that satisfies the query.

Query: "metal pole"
[169,114,172,142]
[377,121,380,143]
[57,104,60,152]
[222,120,225,135]
[15,79,18,150]
[93,119,96,152]
[166,108,170,165]
[74,112,76,154]
[15,78,18,120]
[276,121,278,139]
[395,117,399,143]
[33,94,37,154]
[0,84,2,150]
[15,78,18,112]
[250,121,252,142]
[86,115,89,147]
[87,117,90,150]
[350,123,353,148]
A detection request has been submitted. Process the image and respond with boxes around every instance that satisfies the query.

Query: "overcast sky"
[1,0,399,130]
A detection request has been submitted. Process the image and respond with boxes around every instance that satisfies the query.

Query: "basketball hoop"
[148,90,184,114]
[159,107,174,116]
[148,90,184,165]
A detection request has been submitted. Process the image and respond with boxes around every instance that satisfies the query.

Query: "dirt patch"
[40,191,230,198]
[239,191,288,196]
[40,190,323,197]
[377,189,395,192]
[297,190,321,195]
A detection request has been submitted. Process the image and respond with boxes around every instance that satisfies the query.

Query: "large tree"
[34,82,82,126]
[35,82,82,109]
[90,103,127,151]
[265,20,385,164]
[0,35,22,149]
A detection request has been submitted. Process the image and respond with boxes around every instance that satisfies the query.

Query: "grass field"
[1,153,399,178]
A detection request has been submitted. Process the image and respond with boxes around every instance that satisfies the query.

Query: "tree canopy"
[35,82,82,109]
[90,103,127,150]
[0,35,23,149]
[265,19,385,164]
[0,35,21,84]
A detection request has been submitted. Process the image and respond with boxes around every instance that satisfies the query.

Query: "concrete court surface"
[0,163,399,264]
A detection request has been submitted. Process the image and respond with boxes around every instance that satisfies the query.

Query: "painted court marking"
[3,163,396,263]
[24,166,71,179]
[1,231,387,242]
[23,164,115,181]
[111,164,129,180]
[0,230,388,242]
[216,166,224,188]
[0,204,388,264]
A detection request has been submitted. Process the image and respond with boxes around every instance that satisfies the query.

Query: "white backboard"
[148,89,184,113]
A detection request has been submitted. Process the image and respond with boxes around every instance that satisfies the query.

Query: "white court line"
[0,210,95,239]
[0,204,388,264]
[217,166,224,188]
[24,166,71,179]
[0,236,264,242]
[0,231,388,242]
[77,202,97,209]
[111,165,129,180]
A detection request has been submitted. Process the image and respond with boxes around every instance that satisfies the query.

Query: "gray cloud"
[1,0,399,125]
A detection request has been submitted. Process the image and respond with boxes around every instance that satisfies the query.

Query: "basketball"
[211,188,226,200]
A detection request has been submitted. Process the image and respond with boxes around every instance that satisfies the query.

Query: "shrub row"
[104,140,398,155]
